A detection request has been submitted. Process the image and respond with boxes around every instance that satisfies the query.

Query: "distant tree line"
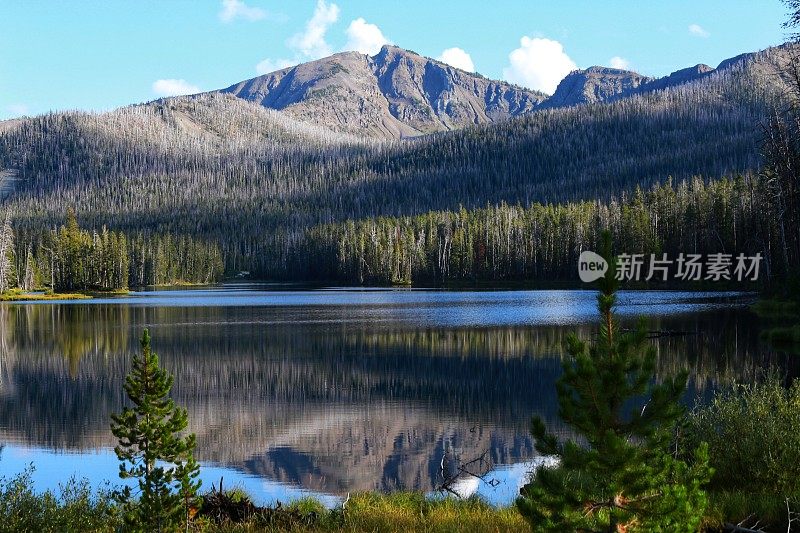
[1,209,223,292]
[2,171,791,288]
[299,175,782,285]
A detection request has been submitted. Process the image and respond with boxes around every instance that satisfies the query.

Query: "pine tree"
[0,213,15,293]
[22,245,36,291]
[516,232,710,532]
[111,330,201,532]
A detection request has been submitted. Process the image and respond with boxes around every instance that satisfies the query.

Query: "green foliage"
[0,466,120,533]
[686,375,800,495]
[305,175,773,285]
[285,497,327,516]
[330,492,527,533]
[0,213,15,293]
[517,232,710,531]
[12,210,224,292]
[688,375,800,528]
[0,476,529,533]
[703,491,798,531]
[110,330,201,531]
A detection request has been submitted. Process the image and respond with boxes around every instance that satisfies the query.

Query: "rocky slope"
[542,66,654,108]
[544,61,720,108]
[218,45,547,138]
[219,44,787,135]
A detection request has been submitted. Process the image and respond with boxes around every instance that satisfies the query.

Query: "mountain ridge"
[542,54,760,108]
[215,43,787,137]
[218,45,547,138]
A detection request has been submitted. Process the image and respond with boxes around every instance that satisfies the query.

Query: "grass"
[0,476,526,533]
[331,492,526,532]
[4,472,800,531]
[80,289,132,298]
[0,287,135,302]
[197,492,528,532]
[703,490,799,531]
[0,289,91,301]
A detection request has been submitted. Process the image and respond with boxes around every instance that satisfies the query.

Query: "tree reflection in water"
[0,290,789,496]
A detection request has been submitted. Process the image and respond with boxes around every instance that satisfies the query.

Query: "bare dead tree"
[436,446,500,498]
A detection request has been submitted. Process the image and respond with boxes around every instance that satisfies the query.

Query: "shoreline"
[0,288,133,302]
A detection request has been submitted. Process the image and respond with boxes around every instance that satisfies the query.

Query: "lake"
[0,286,785,507]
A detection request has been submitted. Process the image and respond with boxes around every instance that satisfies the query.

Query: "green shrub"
[285,497,327,517]
[703,490,798,530]
[687,376,800,494]
[0,467,119,533]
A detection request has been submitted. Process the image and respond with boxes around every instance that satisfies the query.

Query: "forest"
[0,209,223,292]
[300,175,779,285]
[0,44,797,283]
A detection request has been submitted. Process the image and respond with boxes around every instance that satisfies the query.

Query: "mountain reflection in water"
[0,287,786,505]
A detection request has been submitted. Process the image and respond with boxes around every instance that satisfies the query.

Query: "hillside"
[0,44,795,277]
[219,45,547,138]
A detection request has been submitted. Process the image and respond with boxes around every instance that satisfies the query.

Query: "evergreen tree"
[21,245,36,291]
[516,232,710,532]
[110,330,201,532]
[0,213,15,293]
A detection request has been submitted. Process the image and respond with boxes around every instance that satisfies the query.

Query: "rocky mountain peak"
[218,45,547,138]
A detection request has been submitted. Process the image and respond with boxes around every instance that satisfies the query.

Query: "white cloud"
[344,17,390,55]
[257,0,339,74]
[688,23,709,38]
[219,0,267,23]
[288,0,340,59]
[502,36,577,94]
[256,58,297,75]
[608,56,630,70]
[436,47,475,72]
[5,104,29,117]
[152,79,201,97]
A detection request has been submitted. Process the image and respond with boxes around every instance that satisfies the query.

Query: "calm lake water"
[0,286,786,506]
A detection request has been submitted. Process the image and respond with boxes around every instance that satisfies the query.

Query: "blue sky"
[0,0,790,119]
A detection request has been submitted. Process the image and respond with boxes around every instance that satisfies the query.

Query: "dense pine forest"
[0,209,223,292]
[300,176,778,284]
[0,44,797,284]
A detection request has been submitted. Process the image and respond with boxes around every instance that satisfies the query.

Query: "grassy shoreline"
[0,482,793,532]
[0,288,133,302]
[0,291,92,301]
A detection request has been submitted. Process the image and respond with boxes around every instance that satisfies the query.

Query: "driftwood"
[197,477,318,527]
[723,523,766,533]
[436,447,499,497]
[722,497,800,532]
[620,328,698,339]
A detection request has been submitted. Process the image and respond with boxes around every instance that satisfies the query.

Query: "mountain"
[0,44,795,278]
[542,66,654,108]
[544,61,718,108]
[219,45,547,138]
[217,44,758,134]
